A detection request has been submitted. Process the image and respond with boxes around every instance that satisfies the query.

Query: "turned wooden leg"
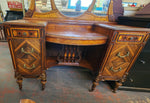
[89,76,101,92]
[89,81,99,92]
[112,81,122,93]
[16,76,23,90]
[40,72,47,90]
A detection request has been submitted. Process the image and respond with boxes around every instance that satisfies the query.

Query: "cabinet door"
[102,44,141,79]
[12,38,42,76]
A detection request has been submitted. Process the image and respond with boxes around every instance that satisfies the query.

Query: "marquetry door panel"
[12,38,42,76]
[102,44,141,78]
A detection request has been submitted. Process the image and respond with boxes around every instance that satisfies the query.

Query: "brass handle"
[21,48,34,54]
[117,51,129,58]
[110,67,122,73]
[23,64,35,70]
[23,32,27,36]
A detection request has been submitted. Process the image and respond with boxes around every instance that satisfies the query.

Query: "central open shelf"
[46,42,106,72]
[46,56,93,71]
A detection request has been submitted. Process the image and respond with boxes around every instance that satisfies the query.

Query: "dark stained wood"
[4,22,47,90]
[4,20,47,27]
[3,0,150,93]
[46,30,108,45]
[90,24,150,92]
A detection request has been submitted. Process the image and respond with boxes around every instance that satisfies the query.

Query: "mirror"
[92,0,110,16]
[35,0,52,12]
[24,0,31,11]
[55,0,92,17]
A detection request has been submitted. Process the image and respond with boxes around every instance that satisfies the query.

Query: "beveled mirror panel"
[92,0,110,16]
[35,0,52,12]
[55,0,92,17]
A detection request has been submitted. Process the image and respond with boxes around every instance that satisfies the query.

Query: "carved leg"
[89,76,101,92]
[40,72,47,90]
[16,75,23,90]
[112,81,122,93]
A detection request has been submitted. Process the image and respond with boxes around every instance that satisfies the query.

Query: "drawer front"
[117,33,144,43]
[12,38,42,76]
[10,27,40,38]
[102,62,130,78]
[102,44,140,78]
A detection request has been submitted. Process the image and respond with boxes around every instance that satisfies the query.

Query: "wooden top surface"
[46,30,108,46]
[96,24,150,31]
[3,20,47,27]
[46,30,107,40]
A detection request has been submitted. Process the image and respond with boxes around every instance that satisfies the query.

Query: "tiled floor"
[0,42,150,103]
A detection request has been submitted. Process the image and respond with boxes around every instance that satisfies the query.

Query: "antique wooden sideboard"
[3,0,150,92]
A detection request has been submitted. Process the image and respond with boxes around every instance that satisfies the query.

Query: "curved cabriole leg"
[41,72,47,90]
[112,81,122,93]
[16,76,23,90]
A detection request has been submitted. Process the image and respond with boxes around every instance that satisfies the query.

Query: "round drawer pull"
[24,64,35,70]
[117,51,129,58]
[23,32,27,36]
[129,37,134,40]
[110,67,122,73]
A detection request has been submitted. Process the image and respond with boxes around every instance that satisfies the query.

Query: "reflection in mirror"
[92,0,110,16]
[35,0,52,12]
[24,0,31,11]
[55,0,92,17]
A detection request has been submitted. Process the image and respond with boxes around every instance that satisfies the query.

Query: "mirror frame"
[25,0,114,22]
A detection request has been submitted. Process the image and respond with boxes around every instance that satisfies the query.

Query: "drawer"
[107,44,140,63]
[117,34,144,42]
[10,27,40,38]
[101,44,141,78]
[12,38,42,75]
[102,62,130,78]
[17,59,42,76]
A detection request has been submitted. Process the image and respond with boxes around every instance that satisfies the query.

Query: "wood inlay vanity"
[3,0,150,92]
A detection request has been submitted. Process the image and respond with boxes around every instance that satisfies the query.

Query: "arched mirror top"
[54,0,93,17]
[25,0,114,22]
